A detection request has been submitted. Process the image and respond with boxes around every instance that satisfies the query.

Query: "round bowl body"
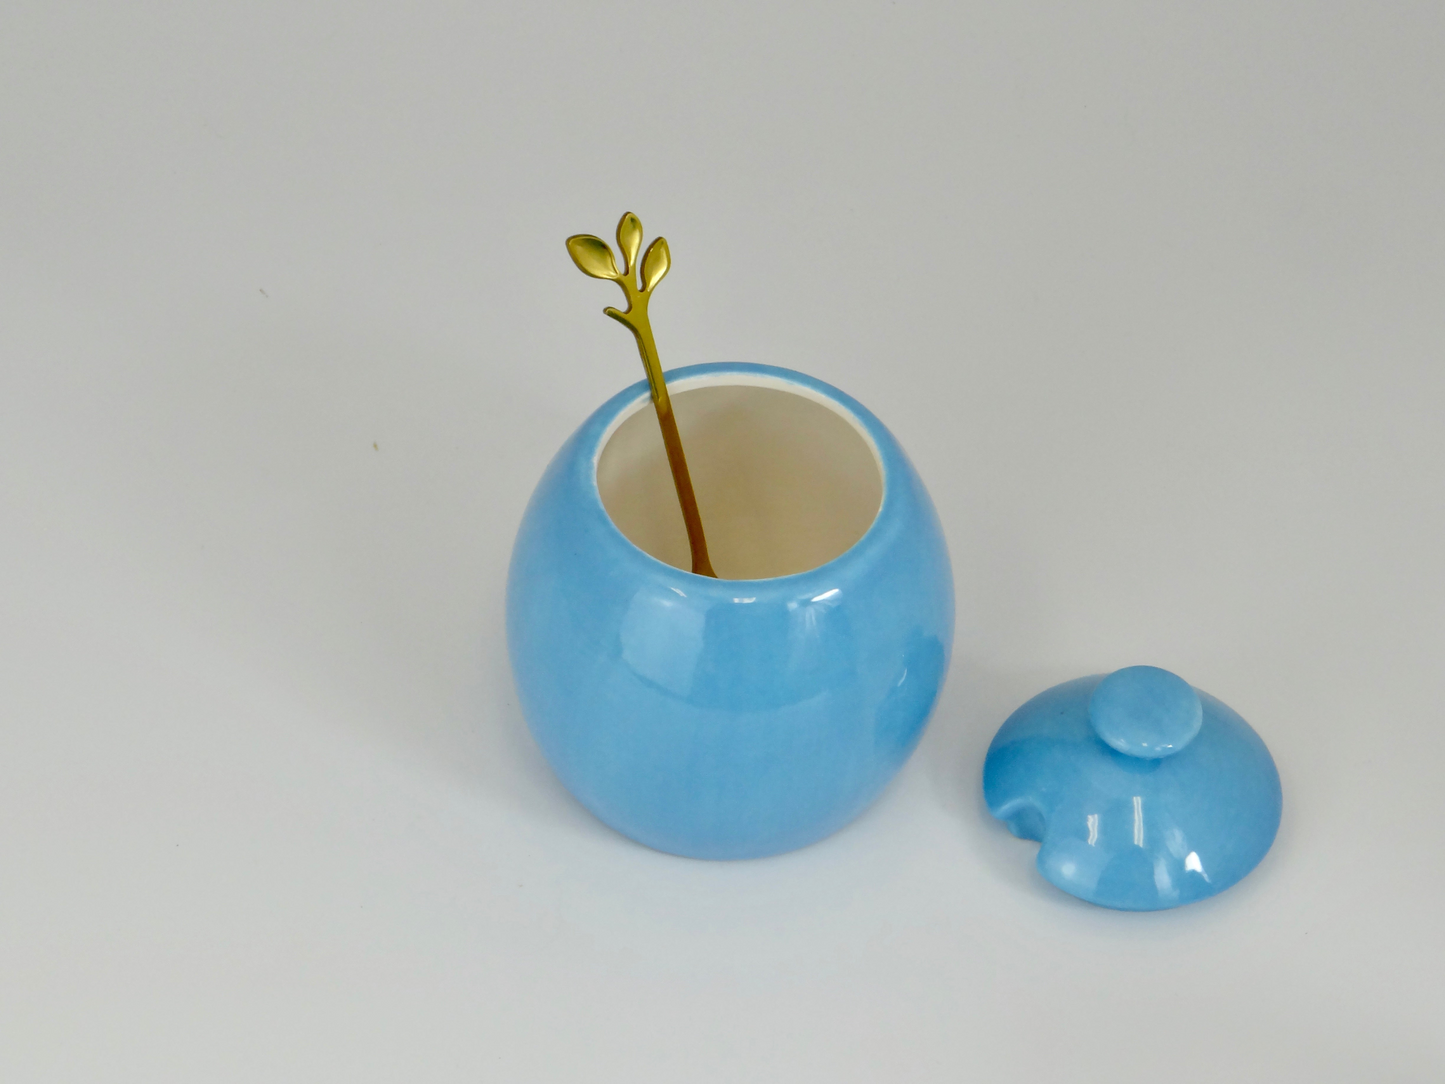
[506,363,953,859]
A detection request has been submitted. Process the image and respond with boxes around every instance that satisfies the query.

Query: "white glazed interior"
[596,373,884,580]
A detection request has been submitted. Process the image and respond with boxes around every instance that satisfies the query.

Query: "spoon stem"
[629,318,716,578]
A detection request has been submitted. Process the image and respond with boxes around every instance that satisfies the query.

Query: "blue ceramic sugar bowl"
[507,363,953,859]
[983,666,1282,910]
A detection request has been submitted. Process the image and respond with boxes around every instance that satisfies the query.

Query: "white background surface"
[3,3,1443,1080]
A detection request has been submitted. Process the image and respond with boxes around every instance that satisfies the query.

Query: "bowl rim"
[582,362,900,589]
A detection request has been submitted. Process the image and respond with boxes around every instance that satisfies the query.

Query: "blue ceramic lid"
[982,666,1282,911]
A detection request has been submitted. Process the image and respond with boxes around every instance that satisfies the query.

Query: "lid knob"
[1088,666,1202,759]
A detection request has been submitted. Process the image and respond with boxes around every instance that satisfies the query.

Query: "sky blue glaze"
[983,670,1281,910]
[507,363,954,860]
[1089,665,1202,759]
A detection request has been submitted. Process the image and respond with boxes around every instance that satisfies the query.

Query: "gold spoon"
[567,213,717,578]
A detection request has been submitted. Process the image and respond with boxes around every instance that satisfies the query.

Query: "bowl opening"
[596,375,884,580]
